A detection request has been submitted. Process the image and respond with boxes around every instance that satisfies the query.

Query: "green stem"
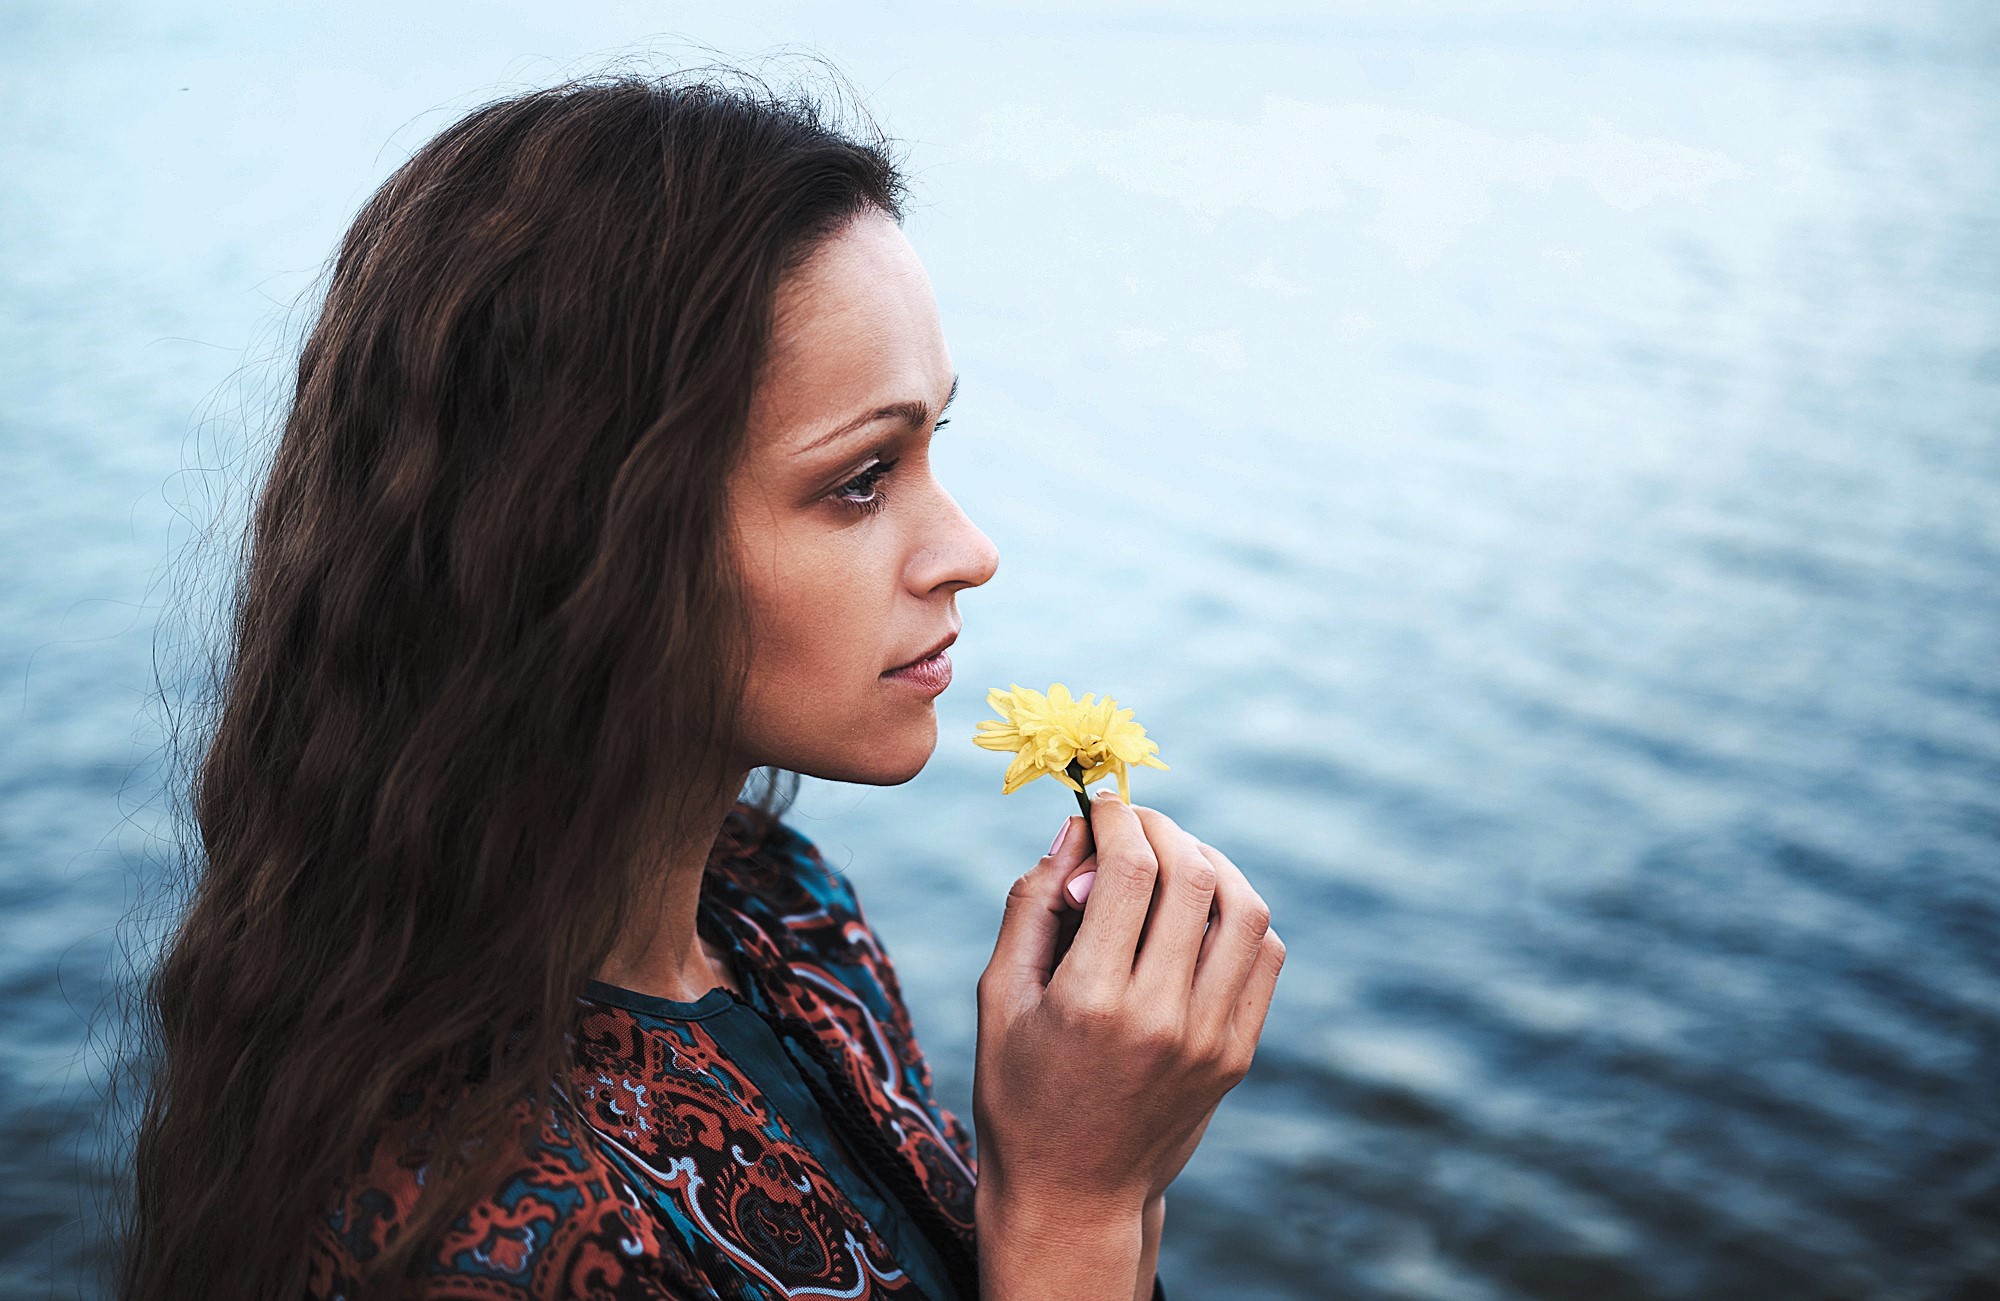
[1065,758,1093,818]
[1064,759,1100,860]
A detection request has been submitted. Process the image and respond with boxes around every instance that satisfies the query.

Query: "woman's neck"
[596,878,746,1002]
[594,781,750,1003]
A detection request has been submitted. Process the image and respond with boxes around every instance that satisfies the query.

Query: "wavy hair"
[115,66,906,1301]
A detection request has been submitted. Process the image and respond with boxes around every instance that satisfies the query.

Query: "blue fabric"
[580,977,967,1301]
[309,805,1168,1300]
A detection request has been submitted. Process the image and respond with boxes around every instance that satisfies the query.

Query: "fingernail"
[1065,871,1097,906]
[1048,818,1073,857]
[1093,786,1118,801]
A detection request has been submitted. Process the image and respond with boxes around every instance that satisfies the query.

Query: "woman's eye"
[830,458,899,515]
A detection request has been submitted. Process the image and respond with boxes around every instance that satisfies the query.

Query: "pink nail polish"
[1048,818,1072,857]
[1066,871,1096,906]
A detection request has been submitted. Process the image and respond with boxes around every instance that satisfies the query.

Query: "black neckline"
[580,977,739,1021]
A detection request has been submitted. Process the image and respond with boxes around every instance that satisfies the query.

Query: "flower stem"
[1065,758,1093,818]
[1064,760,1100,858]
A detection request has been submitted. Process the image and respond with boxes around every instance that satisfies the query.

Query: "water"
[3,2,1997,1296]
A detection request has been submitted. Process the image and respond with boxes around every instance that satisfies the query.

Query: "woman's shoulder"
[714,808,981,1185]
[306,1082,701,1300]
[709,805,876,955]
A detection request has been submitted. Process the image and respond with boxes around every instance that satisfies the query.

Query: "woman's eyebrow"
[792,375,958,456]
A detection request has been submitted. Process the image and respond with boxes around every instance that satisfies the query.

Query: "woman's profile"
[118,65,1284,1301]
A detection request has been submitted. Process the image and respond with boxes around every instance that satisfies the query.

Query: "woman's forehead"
[769,212,934,356]
[753,214,952,453]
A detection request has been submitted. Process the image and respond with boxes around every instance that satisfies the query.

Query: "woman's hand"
[972,787,1285,1220]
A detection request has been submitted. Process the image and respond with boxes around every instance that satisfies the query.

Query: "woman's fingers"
[1187,841,1274,1054]
[1055,790,1161,996]
[1128,806,1217,997]
[1224,925,1286,1075]
[1049,796,1279,1076]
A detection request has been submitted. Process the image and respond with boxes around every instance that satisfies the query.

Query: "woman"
[120,69,1284,1301]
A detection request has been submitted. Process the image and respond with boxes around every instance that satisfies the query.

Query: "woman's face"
[727,208,1000,785]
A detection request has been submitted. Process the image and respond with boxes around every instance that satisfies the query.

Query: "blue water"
[4,2,1997,1297]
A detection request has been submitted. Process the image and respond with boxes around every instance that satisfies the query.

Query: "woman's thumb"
[982,817,1087,1006]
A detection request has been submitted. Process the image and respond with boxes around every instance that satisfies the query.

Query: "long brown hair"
[116,66,907,1301]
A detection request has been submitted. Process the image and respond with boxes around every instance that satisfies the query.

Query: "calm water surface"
[3,2,1997,1297]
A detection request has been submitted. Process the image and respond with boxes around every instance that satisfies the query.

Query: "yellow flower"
[972,682,1170,804]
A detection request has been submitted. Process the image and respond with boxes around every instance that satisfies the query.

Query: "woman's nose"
[926,485,1000,591]
[960,517,1000,589]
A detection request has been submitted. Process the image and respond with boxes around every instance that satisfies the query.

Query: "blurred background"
[4,0,1998,1296]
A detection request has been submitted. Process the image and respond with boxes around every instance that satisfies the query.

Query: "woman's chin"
[880,723,939,783]
[780,715,937,787]
[862,715,940,785]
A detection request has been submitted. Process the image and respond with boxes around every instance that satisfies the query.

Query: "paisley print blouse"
[307,805,984,1300]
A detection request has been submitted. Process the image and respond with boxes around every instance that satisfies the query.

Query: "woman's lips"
[882,648,952,694]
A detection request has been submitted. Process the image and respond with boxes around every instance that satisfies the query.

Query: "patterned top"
[305,805,985,1300]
